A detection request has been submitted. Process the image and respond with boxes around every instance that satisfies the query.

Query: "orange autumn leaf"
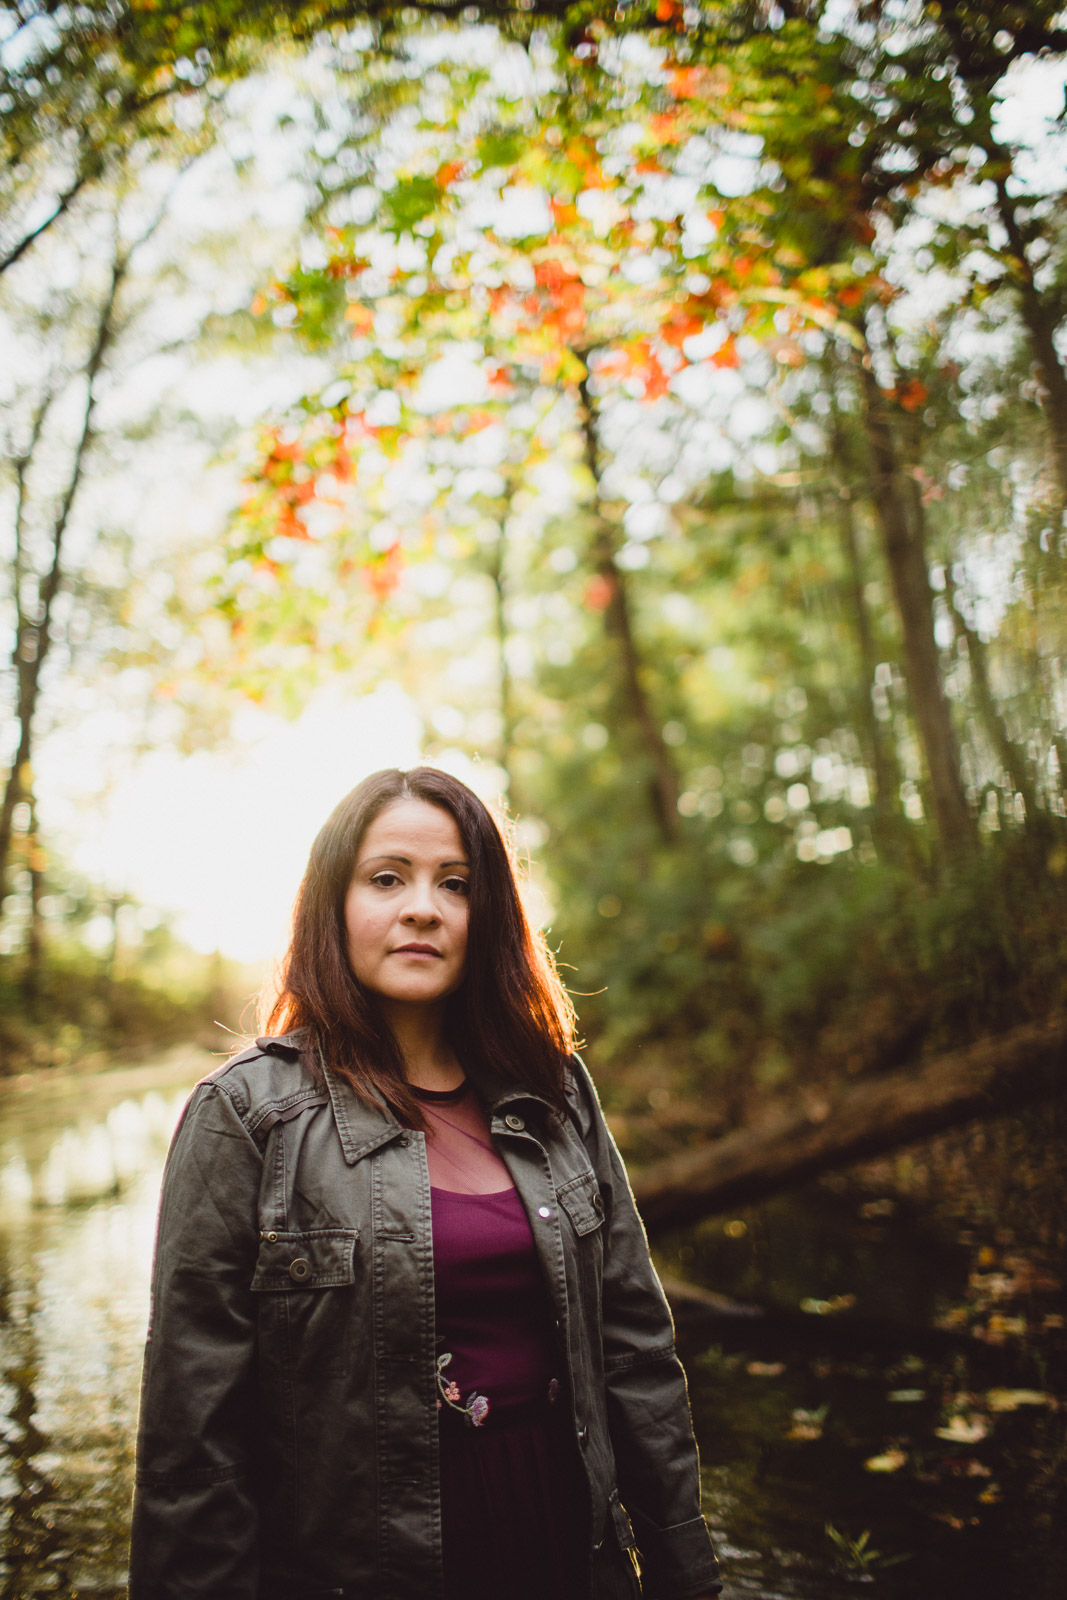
[711,334,740,368]
[892,378,928,412]
[707,208,725,231]
[669,67,713,101]
[345,304,375,333]
[649,113,680,142]
[579,163,611,192]
[565,138,597,170]
[535,259,580,291]
[656,0,681,19]
[436,160,464,188]
[583,574,615,612]
[361,542,404,600]
[661,312,704,349]
[327,255,370,280]
[643,356,672,400]
[462,410,497,434]
[275,505,312,541]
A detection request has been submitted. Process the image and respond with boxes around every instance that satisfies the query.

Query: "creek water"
[0,1055,1063,1599]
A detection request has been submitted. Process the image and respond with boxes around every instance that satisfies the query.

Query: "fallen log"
[632,1016,1067,1235]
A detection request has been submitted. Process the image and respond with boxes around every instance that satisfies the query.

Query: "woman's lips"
[392,944,442,957]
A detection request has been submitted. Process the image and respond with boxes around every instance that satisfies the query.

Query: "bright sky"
[67,685,430,964]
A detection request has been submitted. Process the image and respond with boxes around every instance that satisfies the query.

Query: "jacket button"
[264,1231,278,1242]
[593,1193,604,1214]
[505,1113,525,1131]
[537,1205,552,1219]
[289,1258,311,1282]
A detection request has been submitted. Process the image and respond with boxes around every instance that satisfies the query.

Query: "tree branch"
[0,167,92,277]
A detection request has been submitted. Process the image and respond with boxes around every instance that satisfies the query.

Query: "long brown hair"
[263,767,575,1125]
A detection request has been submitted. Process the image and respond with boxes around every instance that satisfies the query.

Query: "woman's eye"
[371,872,401,888]
[443,877,469,896]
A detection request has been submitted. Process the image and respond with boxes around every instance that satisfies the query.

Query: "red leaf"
[583,574,615,612]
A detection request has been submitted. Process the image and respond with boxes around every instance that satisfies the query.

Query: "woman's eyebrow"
[360,854,469,867]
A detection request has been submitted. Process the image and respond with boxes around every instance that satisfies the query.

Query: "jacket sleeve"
[129,1080,264,1600]
[567,1057,722,1600]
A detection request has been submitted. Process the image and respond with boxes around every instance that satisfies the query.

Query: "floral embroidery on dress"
[435,1352,491,1428]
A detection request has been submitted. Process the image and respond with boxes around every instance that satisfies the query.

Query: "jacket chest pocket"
[250,1228,360,1291]
[556,1171,605,1238]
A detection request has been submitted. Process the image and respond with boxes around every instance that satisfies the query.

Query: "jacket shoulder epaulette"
[198,1032,316,1123]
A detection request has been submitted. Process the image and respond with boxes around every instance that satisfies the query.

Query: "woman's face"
[344,798,470,1012]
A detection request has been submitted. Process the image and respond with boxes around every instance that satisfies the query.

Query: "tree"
[218,34,865,842]
[170,11,1067,1130]
[0,207,131,904]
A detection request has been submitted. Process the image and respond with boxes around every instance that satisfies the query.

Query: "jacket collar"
[468,1061,557,1117]
[258,1030,557,1163]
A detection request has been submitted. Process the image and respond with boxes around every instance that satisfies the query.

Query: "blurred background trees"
[2,0,1065,1130]
[195,3,1067,1137]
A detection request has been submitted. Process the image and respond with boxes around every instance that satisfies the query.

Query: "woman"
[130,767,723,1600]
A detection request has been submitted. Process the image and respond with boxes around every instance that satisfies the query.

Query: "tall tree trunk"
[935,3,1067,512]
[990,175,1067,516]
[856,353,976,851]
[577,374,679,843]
[943,569,1037,823]
[825,384,902,833]
[21,793,45,1008]
[487,518,517,802]
[0,241,126,907]
[834,488,900,822]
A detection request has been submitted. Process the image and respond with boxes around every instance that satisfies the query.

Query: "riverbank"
[0,950,260,1077]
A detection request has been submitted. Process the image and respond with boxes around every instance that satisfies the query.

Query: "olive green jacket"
[130,1033,722,1600]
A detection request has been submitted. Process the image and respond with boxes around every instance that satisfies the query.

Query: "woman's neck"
[382,1001,465,1092]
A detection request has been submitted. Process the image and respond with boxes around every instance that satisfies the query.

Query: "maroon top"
[411,1081,558,1424]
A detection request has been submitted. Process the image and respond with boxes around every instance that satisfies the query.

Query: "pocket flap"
[250,1228,359,1291]
[557,1171,605,1237]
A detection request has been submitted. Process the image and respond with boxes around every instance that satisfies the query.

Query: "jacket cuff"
[631,1511,722,1598]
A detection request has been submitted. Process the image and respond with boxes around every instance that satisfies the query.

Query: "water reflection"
[0,1054,203,1600]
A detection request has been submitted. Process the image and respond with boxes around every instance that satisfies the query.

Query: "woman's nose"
[401,881,438,923]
